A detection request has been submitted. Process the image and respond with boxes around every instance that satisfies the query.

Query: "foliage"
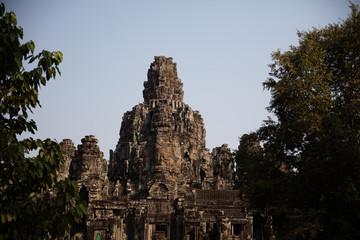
[0,3,86,239]
[236,3,360,240]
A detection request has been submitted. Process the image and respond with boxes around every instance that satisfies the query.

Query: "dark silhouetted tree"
[236,4,360,240]
[0,3,86,239]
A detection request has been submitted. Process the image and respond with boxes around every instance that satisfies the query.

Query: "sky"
[4,0,354,159]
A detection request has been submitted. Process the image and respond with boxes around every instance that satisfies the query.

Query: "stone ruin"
[59,56,254,240]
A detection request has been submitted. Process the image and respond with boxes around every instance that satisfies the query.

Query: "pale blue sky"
[5,0,353,158]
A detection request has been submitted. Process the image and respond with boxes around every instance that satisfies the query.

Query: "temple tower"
[109,56,213,198]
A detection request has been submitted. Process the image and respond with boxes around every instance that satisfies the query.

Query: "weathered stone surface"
[62,57,255,240]
[212,144,235,190]
[143,56,184,104]
[59,139,75,180]
[109,56,214,199]
[70,135,109,200]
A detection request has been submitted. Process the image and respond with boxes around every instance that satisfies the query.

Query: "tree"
[0,3,86,239]
[236,4,360,240]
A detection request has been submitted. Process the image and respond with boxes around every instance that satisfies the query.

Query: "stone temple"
[59,56,255,240]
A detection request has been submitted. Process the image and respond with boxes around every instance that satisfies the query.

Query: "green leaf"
[54,51,63,63]
[0,3,5,16]
[29,56,36,64]
[1,214,6,224]
[18,73,24,81]
[10,12,17,25]
[27,40,35,53]
[40,76,46,85]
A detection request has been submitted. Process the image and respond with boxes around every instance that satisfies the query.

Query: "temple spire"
[143,56,184,104]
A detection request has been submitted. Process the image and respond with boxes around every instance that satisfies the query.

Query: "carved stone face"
[143,56,184,104]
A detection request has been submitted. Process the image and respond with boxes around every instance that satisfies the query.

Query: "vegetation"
[0,3,86,239]
[236,3,360,240]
